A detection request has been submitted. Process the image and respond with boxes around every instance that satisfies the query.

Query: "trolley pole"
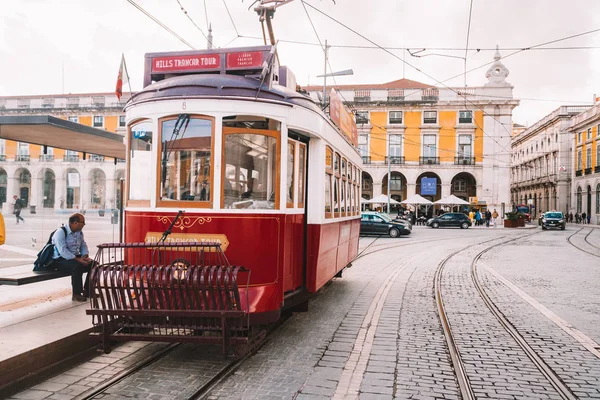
[323,40,329,108]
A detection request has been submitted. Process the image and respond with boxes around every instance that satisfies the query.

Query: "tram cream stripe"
[333,259,411,399]
[481,263,600,359]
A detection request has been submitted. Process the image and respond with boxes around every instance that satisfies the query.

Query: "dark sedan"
[360,212,411,238]
[426,213,471,229]
[541,211,566,230]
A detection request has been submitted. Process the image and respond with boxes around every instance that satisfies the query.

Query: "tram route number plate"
[144,232,230,252]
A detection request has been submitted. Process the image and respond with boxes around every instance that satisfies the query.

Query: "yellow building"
[306,50,518,216]
[569,105,600,223]
[0,93,128,211]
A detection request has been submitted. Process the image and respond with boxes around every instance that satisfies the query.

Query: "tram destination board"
[144,45,273,87]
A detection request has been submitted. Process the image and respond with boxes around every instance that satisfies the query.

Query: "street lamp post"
[316,39,353,107]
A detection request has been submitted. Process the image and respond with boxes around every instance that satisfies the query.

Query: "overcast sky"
[1,0,599,125]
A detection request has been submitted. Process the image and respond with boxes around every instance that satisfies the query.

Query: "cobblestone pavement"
[8,225,600,399]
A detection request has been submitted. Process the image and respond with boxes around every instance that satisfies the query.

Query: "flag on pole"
[115,54,129,101]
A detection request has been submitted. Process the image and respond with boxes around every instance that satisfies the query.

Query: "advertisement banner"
[421,177,437,195]
[329,89,358,147]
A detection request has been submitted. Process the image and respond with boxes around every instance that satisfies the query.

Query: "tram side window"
[298,144,306,208]
[222,132,277,209]
[287,141,295,207]
[159,116,213,204]
[325,146,333,218]
[129,120,153,201]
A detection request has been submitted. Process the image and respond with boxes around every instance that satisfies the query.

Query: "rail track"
[434,231,578,400]
[566,227,600,258]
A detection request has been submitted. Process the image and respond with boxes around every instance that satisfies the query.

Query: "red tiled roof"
[303,78,433,91]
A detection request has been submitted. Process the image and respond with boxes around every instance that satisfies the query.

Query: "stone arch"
[576,186,582,213]
[361,171,373,200]
[382,171,407,202]
[0,168,6,206]
[38,168,56,208]
[64,168,81,209]
[14,168,31,206]
[450,172,477,202]
[89,168,107,207]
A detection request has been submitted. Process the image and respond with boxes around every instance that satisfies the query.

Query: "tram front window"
[222,132,277,209]
[159,116,213,204]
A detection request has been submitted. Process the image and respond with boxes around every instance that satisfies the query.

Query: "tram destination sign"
[144,46,273,87]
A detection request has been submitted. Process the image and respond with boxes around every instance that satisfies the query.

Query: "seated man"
[52,213,94,302]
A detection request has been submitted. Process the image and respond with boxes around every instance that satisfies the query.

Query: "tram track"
[566,227,600,258]
[434,231,578,400]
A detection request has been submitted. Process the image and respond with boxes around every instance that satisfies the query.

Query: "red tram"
[92,46,362,341]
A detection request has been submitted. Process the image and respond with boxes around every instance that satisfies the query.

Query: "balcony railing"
[89,155,105,162]
[362,156,372,164]
[16,155,30,162]
[63,155,80,162]
[420,157,440,165]
[575,170,582,177]
[454,157,476,165]
[596,166,600,173]
[385,156,405,164]
[585,167,592,175]
[39,154,55,162]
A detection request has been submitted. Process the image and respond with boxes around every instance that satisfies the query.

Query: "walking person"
[582,212,587,225]
[475,210,482,226]
[492,209,499,228]
[13,195,25,224]
[485,210,492,227]
[52,213,94,302]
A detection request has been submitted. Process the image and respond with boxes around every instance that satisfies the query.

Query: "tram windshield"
[222,130,278,209]
[159,117,213,204]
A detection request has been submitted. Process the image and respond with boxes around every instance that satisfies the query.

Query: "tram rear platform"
[0,261,94,395]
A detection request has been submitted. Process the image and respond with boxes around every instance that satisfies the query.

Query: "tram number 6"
[182,101,187,110]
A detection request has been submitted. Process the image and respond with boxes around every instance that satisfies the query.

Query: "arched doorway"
[0,168,6,206]
[65,168,81,209]
[361,172,373,200]
[587,185,592,218]
[416,172,442,218]
[576,187,582,213]
[382,171,407,202]
[89,169,107,208]
[450,172,477,202]
[16,168,31,206]
[41,169,56,208]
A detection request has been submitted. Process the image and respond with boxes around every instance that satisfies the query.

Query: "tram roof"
[128,74,322,114]
[0,115,125,159]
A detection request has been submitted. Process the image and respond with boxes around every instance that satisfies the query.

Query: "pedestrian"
[568,212,573,223]
[13,195,25,224]
[485,210,492,227]
[582,212,587,225]
[492,209,499,228]
[587,214,591,224]
[52,213,94,302]
[468,210,474,225]
[475,210,482,226]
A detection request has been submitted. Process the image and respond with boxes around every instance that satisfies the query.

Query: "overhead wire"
[175,0,212,47]
[126,0,196,49]
[223,0,241,37]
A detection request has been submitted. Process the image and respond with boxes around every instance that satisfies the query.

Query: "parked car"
[426,213,471,229]
[360,212,411,238]
[541,211,566,230]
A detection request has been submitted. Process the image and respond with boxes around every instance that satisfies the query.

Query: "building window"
[93,116,104,127]
[389,111,402,124]
[576,187,582,213]
[390,174,402,191]
[597,146,600,166]
[577,150,582,170]
[119,115,126,127]
[587,128,592,140]
[454,179,466,192]
[587,147,592,168]
[0,139,5,155]
[355,111,369,124]
[17,142,29,155]
[423,134,436,157]
[129,120,153,201]
[458,135,472,157]
[389,134,402,157]
[423,111,437,124]
[68,116,79,123]
[578,132,582,143]
[459,110,472,124]
[358,134,368,157]
[596,183,600,214]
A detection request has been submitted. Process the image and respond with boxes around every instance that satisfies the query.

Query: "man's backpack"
[33,226,67,272]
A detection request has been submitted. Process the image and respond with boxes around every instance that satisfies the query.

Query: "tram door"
[283,134,309,293]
